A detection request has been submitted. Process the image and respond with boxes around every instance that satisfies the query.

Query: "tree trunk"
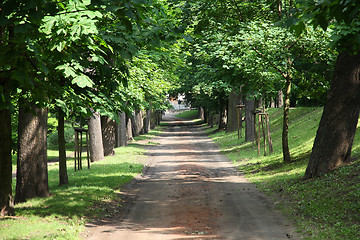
[132,110,144,137]
[0,107,15,216]
[282,77,292,163]
[226,91,241,132]
[16,100,50,203]
[116,112,127,147]
[150,110,157,129]
[270,98,275,108]
[208,112,214,127]
[198,107,205,121]
[278,90,284,108]
[218,103,227,130]
[143,109,151,134]
[101,116,116,156]
[305,52,360,178]
[58,108,68,185]
[88,111,104,162]
[245,99,256,142]
[126,114,134,142]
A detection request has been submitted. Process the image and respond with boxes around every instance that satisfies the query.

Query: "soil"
[83,112,300,240]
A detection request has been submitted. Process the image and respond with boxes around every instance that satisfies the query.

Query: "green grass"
[2,139,148,239]
[174,109,198,119]
[207,107,360,240]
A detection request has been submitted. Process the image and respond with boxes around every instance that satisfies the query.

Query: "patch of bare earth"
[170,164,221,239]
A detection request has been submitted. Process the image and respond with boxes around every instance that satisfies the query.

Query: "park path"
[83,112,299,240]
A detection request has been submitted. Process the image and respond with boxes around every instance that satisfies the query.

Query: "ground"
[82,112,299,240]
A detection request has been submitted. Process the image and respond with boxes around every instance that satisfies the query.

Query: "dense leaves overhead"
[0,0,181,120]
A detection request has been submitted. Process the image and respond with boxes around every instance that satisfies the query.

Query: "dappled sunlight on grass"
[207,107,360,240]
[4,139,147,240]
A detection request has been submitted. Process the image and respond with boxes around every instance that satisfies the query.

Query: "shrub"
[47,127,74,147]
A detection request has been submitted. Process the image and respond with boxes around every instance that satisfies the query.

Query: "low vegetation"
[174,109,199,119]
[1,137,152,239]
[206,107,360,240]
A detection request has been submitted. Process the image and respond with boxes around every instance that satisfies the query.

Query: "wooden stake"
[74,132,78,171]
[257,114,261,156]
[237,107,240,139]
[266,113,274,154]
[261,114,267,156]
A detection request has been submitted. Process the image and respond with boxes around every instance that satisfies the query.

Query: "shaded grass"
[207,107,360,240]
[2,140,147,239]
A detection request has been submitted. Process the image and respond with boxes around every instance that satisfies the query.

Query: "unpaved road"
[83,112,299,240]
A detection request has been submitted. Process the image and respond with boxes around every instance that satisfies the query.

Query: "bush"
[47,127,74,147]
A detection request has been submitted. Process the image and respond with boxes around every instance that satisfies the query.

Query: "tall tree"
[58,108,68,185]
[16,100,50,203]
[88,112,104,162]
[101,116,116,156]
[289,0,360,178]
[0,106,14,215]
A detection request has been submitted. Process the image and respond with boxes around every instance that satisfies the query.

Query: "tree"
[0,107,14,215]
[101,116,116,156]
[88,111,105,162]
[58,108,68,185]
[16,100,50,203]
[226,91,241,132]
[289,0,360,178]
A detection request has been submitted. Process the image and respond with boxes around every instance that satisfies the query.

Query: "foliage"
[175,0,336,124]
[288,0,360,53]
[48,126,75,147]
[207,107,360,239]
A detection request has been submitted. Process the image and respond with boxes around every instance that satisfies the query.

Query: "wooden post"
[80,131,83,170]
[266,113,274,154]
[236,107,240,139]
[86,130,90,169]
[260,113,267,156]
[74,131,78,171]
[257,114,261,156]
[74,127,90,171]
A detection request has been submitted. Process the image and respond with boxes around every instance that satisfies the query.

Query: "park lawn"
[1,131,160,240]
[206,107,360,240]
[174,109,198,119]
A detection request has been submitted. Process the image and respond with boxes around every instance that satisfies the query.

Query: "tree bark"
[101,116,116,156]
[58,108,68,185]
[305,52,360,178]
[88,111,104,162]
[282,77,292,163]
[278,90,284,108]
[226,91,241,132]
[245,99,256,142]
[126,114,134,142]
[198,107,205,121]
[16,100,50,203]
[0,107,15,215]
[116,112,127,147]
[132,110,144,137]
[143,109,151,134]
[218,103,227,130]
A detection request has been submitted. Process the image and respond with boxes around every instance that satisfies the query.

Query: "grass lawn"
[174,109,198,119]
[1,129,160,240]
[206,107,360,240]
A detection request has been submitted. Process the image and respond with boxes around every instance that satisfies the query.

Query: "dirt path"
[83,112,299,240]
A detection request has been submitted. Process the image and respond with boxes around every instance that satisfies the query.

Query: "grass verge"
[206,107,360,240]
[2,135,152,239]
[174,109,198,119]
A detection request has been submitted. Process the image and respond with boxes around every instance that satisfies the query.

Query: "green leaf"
[72,74,94,88]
